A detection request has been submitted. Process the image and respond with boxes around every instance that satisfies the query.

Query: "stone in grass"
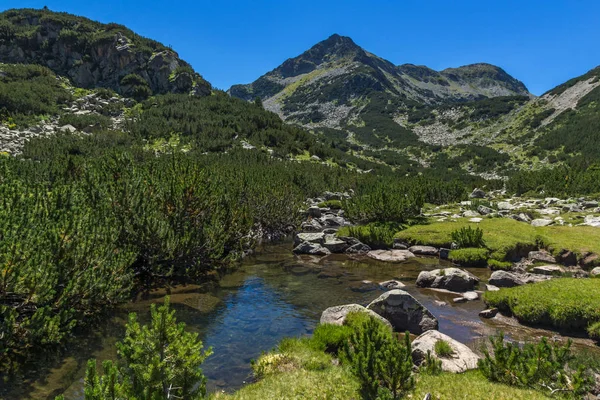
[320,304,392,329]
[411,330,480,373]
[591,267,600,277]
[531,219,553,227]
[528,250,557,264]
[367,249,415,263]
[367,290,438,334]
[532,265,565,276]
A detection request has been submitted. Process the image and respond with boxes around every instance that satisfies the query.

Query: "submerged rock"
[367,249,415,262]
[320,304,392,329]
[367,290,438,334]
[411,330,480,373]
[479,308,499,318]
[292,242,330,256]
[416,268,479,292]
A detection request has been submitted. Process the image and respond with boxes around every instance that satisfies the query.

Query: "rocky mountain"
[0,8,211,98]
[229,34,530,131]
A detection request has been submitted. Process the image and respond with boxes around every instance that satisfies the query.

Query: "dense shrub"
[337,222,401,249]
[451,226,485,248]
[478,332,591,396]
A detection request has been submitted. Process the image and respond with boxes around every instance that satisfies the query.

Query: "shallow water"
[4,242,599,399]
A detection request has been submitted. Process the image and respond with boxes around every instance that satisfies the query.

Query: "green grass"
[449,248,489,267]
[395,218,600,262]
[434,340,454,357]
[484,278,600,331]
[488,259,513,271]
[337,222,402,249]
[588,322,600,340]
[413,370,550,400]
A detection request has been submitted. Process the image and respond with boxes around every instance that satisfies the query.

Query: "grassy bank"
[484,278,600,331]
[395,218,600,263]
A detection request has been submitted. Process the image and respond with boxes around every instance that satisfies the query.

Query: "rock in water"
[411,330,480,373]
[367,249,415,262]
[367,290,438,334]
[293,232,325,246]
[292,242,331,256]
[409,245,439,256]
[416,268,479,292]
[320,304,392,329]
[488,270,525,287]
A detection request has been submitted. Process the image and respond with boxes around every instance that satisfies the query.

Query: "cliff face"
[0,8,211,97]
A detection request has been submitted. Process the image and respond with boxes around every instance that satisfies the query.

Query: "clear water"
[4,242,598,399]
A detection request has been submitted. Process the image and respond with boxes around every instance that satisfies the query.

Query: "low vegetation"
[483,279,600,332]
[449,248,490,267]
[433,340,454,357]
[337,222,401,249]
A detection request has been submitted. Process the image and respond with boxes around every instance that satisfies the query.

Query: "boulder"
[470,188,487,199]
[479,308,498,318]
[409,245,439,256]
[59,124,77,133]
[294,232,324,246]
[416,268,479,292]
[411,330,480,373]
[367,290,438,334]
[321,215,348,227]
[532,265,565,276]
[488,270,525,288]
[531,219,553,227]
[345,242,371,254]
[591,267,600,277]
[320,304,392,329]
[292,242,331,256]
[528,250,557,264]
[477,205,494,215]
[367,250,415,263]
[497,201,514,211]
[307,206,322,218]
[300,219,322,232]
[322,236,349,253]
[379,280,406,290]
[463,210,481,218]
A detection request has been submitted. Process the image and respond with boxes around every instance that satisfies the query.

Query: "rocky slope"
[0,8,211,97]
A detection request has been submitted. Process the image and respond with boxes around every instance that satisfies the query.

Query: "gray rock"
[409,245,439,256]
[320,304,392,329]
[300,219,322,232]
[488,270,525,288]
[479,308,498,318]
[320,215,347,227]
[59,124,77,133]
[463,291,480,301]
[345,242,372,254]
[322,236,349,253]
[322,228,338,234]
[531,219,553,227]
[591,267,600,277]
[416,268,479,292]
[294,232,325,246]
[532,265,565,276]
[462,210,481,217]
[367,290,438,334]
[477,205,494,215]
[307,206,322,218]
[497,201,514,211]
[439,248,450,260]
[485,284,500,292]
[528,250,557,264]
[367,250,415,263]
[411,330,480,373]
[379,280,406,290]
[292,242,331,256]
[470,188,487,199]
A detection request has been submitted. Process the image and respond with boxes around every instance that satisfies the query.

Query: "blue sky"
[2,0,599,95]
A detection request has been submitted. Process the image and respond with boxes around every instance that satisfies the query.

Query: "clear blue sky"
[2,0,599,95]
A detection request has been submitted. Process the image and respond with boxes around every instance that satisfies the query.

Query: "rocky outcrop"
[320,304,392,329]
[416,268,479,292]
[0,9,211,97]
[367,290,438,334]
[411,330,480,373]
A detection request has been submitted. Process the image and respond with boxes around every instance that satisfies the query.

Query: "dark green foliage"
[337,222,401,249]
[507,166,600,197]
[0,63,72,126]
[120,74,152,101]
[311,323,354,354]
[478,332,591,396]
[451,226,485,248]
[419,350,442,376]
[343,317,414,399]
[587,322,600,341]
[434,340,454,357]
[83,297,211,400]
[59,113,112,131]
[318,199,342,209]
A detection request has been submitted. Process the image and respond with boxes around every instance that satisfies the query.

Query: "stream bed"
[4,241,599,399]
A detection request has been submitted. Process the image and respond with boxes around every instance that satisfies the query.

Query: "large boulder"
[367,290,438,334]
[591,267,600,277]
[322,235,349,253]
[409,246,439,256]
[367,250,415,263]
[488,270,525,288]
[416,268,479,292]
[294,232,325,246]
[320,304,392,329]
[292,242,331,256]
[411,330,480,373]
[300,219,322,232]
